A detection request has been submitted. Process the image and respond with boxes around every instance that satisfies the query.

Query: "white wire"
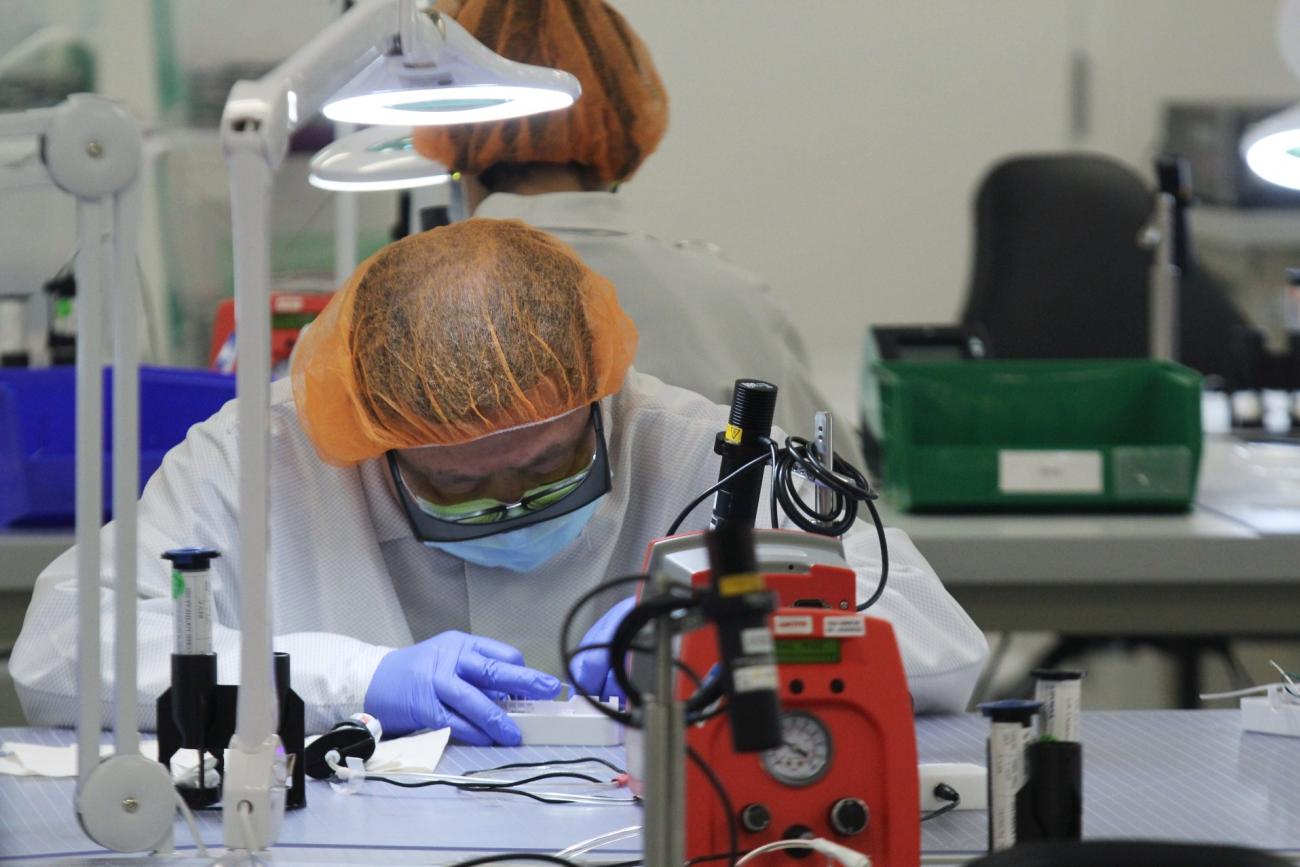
[1269,660,1300,698]
[554,825,642,859]
[171,789,210,858]
[1201,662,1300,702]
[1200,684,1275,701]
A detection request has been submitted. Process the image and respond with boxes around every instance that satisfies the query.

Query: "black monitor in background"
[390,192,452,241]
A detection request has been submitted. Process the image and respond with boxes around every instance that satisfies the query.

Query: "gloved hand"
[364,631,561,745]
[571,597,637,701]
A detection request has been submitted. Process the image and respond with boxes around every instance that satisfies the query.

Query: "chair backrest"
[961,153,1249,377]
[966,840,1294,867]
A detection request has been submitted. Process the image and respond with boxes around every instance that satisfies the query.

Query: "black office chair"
[961,153,1249,380]
[960,154,1257,707]
[967,840,1292,867]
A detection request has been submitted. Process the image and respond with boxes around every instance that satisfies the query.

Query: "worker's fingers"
[466,635,527,666]
[445,707,494,747]
[571,645,611,697]
[602,669,624,702]
[572,597,636,696]
[463,653,561,699]
[441,675,523,746]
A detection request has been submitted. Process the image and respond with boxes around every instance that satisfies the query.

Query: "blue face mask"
[426,499,601,572]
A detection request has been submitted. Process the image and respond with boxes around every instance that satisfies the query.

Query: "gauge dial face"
[761,710,833,787]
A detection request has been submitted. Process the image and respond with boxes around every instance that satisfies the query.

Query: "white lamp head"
[322,12,579,126]
[308,125,450,192]
[1241,102,1300,191]
[1241,0,1300,190]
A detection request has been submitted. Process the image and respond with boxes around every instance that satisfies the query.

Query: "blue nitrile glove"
[572,597,637,701]
[364,631,561,746]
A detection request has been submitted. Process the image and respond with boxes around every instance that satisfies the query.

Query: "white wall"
[16,1,1300,409]
[613,0,1299,416]
[1083,0,1296,173]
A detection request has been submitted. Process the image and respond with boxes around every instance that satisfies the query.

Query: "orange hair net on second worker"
[413,0,668,183]
[291,218,638,465]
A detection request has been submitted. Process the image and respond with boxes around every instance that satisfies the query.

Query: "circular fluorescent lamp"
[322,14,579,126]
[324,83,574,126]
[308,125,450,192]
[1241,102,1300,191]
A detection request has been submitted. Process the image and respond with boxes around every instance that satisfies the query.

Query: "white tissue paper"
[0,740,218,788]
[1,727,449,783]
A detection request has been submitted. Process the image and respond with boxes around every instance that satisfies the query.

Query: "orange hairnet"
[291,218,638,465]
[413,0,668,183]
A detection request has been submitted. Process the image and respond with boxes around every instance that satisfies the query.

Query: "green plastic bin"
[865,360,1203,512]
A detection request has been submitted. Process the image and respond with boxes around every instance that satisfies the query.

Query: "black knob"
[829,798,870,836]
[780,826,815,859]
[739,803,771,833]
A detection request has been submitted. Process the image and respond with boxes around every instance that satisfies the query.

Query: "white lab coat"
[11,372,985,734]
[475,192,864,467]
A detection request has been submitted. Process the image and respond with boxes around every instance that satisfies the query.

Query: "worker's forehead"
[398,407,588,475]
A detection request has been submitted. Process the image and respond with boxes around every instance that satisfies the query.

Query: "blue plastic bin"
[0,366,236,527]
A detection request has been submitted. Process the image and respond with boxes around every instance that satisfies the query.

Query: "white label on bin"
[998,450,1102,494]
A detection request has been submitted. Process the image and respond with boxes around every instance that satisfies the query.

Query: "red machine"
[208,292,333,373]
[633,529,920,867]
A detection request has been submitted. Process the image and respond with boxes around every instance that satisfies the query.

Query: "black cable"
[687,854,752,866]
[466,756,626,777]
[920,783,961,822]
[607,591,701,707]
[364,777,578,805]
[687,747,740,867]
[450,854,583,867]
[856,498,889,611]
[666,451,772,537]
[603,591,736,724]
[772,436,875,537]
[768,436,889,611]
[663,427,888,610]
[572,639,730,725]
[560,574,653,727]
[370,770,607,787]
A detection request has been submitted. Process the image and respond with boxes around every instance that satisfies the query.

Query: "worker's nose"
[483,474,529,506]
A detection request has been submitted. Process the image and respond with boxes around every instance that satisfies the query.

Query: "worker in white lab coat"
[413,0,860,464]
[11,219,985,743]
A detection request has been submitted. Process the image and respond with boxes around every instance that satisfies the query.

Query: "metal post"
[75,197,107,785]
[642,572,686,867]
[814,411,835,520]
[1144,192,1180,362]
[111,181,143,756]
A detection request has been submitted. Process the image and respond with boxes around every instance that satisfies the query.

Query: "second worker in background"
[414,0,861,464]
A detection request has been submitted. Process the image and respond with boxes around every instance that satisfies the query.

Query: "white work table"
[872,438,1300,637]
[2,711,1298,865]
[876,502,1300,634]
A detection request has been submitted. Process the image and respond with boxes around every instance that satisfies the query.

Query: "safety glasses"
[387,403,611,543]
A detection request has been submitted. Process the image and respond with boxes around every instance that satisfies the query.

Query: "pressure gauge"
[761,710,833,787]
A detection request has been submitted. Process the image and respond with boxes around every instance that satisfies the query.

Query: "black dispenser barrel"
[705,522,782,753]
[711,379,778,532]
